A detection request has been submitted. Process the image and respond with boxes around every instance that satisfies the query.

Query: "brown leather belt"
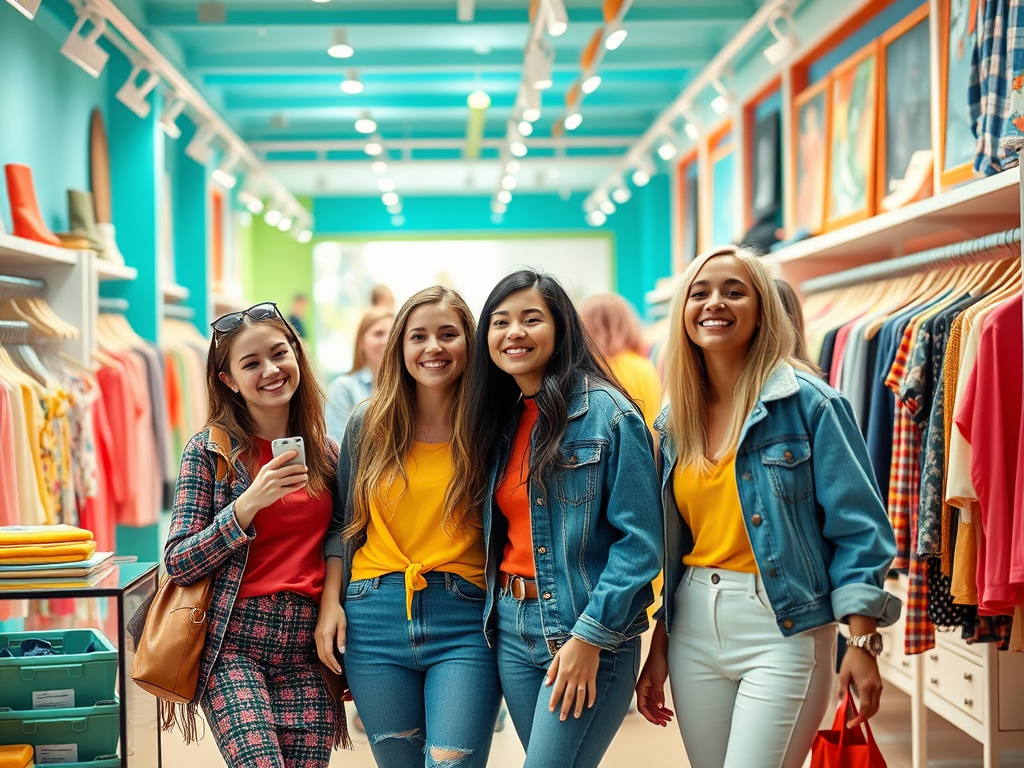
[501,572,539,601]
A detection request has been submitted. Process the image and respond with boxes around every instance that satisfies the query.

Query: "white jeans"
[668,567,836,768]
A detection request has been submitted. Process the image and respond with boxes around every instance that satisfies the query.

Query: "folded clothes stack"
[0,526,113,586]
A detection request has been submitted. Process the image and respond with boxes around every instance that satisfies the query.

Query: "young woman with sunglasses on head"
[163,302,348,767]
[469,271,662,768]
[317,286,501,768]
[635,248,900,768]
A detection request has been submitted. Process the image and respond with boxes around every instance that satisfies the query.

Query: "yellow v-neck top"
[674,454,758,573]
[350,441,486,619]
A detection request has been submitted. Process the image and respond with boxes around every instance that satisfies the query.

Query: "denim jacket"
[481,375,663,654]
[655,363,902,637]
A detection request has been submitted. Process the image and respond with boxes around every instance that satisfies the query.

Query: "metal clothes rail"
[98,297,130,314]
[0,320,32,344]
[801,228,1022,295]
[162,304,195,321]
[0,275,47,297]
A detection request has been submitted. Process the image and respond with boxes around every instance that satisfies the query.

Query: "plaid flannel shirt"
[164,429,341,704]
[971,0,1024,173]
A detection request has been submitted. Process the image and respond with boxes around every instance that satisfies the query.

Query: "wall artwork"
[827,42,879,230]
[711,143,736,246]
[880,7,933,208]
[750,110,782,223]
[681,161,699,264]
[940,0,979,185]
[792,79,830,236]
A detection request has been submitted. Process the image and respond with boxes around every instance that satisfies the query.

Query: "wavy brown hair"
[343,286,478,541]
[579,292,645,357]
[349,306,395,374]
[205,315,334,497]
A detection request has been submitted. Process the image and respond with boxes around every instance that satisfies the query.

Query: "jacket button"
[570,456,578,464]
[711,573,720,585]
[783,450,794,461]
[769,569,779,578]
[536,498,545,506]
[741,472,752,481]
[752,514,763,527]
[782,619,794,630]
[537,546,547,554]
[542,592,552,599]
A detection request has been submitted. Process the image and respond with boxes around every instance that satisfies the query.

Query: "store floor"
[160,686,1024,767]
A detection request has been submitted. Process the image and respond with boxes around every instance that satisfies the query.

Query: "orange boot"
[5,164,61,246]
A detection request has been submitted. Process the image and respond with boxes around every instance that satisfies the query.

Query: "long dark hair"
[205,316,334,497]
[469,270,629,500]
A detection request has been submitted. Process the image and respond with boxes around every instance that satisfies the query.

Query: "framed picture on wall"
[879,4,933,211]
[939,0,978,187]
[678,153,699,269]
[826,41,879,231]
[710,131,736,247]
[791,79,830,236]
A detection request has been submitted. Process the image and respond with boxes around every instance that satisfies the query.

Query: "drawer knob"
[964,698,974,708]
[901,660,910,668]
[964,672,973,682]
[930,677,940,685]
[929,653,939,661]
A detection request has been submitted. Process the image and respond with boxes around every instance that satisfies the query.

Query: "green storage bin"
[39,759,119,768]
[0,631,117,711]
[0,701,120,763]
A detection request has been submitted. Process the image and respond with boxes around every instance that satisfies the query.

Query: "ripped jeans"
[344,572,502,768]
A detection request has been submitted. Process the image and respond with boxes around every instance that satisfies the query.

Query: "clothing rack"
[98,297,130,314]
[0,320,32,345]
[801,228,1022,295]
[0,275,46,298]
[162,304,195,321]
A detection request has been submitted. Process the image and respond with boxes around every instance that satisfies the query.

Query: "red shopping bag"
[810,687,887,768]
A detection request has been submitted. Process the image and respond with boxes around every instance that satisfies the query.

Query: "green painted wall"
[245,216,316,350]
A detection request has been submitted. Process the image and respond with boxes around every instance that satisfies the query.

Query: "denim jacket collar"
[566,374,590,421]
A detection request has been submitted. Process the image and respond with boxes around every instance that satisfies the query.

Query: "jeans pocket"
[345,578,374,601]
[753,587,775,614]
[450,576,486,602]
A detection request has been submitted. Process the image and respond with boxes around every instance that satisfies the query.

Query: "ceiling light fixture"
[381,191,399,207]
[587,210,607,227]
[371,160,389,174]
[157,95,187,139]
[604,20,628,50]
[378,178,396,193]
[763,11,799,65]
[340,69,364,94]
[355,110,377,134]
[521,87,541,122]
[582,73,602,94]
[115,63,161,118]
[467,90,491,109]
[328,28,354,59]
[505,159,521,174]
[631,157,654,187]
[364,134,383,156]
[611,178,632,204]
[264,208,283,227]
[7,0,41,20]
[501,175,517,191]
[656,134,678,161]
[298,229,313,243]
[564,112,583,131]
[184,124,217,165]
[386,203,402,215]
[518,120,534,137]
[525,39,554,90]
[710,78,732,114]
[544,0,568,37]
[599,198,616,215]
[491,200,508,215]
[497,190,512,204]
[212,153,240,189]
[238,191,264,214]
[508,122,528,157]
[277,216,293,232]
[510,141,528,158]
[392,214,406,226]
[61,11,110,78]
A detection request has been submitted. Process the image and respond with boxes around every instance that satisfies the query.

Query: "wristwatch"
[848,633,884,658]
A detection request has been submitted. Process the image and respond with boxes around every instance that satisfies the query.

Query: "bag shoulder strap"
[208,425,232,483]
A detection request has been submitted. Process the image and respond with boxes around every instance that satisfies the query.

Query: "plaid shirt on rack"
[971,0,1024,172]
[886,324,935,654]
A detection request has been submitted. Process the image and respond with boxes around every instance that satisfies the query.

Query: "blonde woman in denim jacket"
[635,248,901,768]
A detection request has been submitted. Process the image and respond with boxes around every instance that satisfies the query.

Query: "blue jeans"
[344,572,502,768]
[496,591,640,767]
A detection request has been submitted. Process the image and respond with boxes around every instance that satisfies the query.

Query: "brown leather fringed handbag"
[129,427,232,737]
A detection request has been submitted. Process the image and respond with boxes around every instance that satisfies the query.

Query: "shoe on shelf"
[4,164,61,246]
[66,189,102,252]
[95,222,125,265]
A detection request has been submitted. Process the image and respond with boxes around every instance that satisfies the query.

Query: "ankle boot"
[67,189,102,252]
[95,222,125,265]
[4,164,61,246]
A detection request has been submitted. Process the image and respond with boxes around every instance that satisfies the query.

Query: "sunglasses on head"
[211,302,296,347]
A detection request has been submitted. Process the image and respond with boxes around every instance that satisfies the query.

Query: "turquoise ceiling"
[140,1,759,144]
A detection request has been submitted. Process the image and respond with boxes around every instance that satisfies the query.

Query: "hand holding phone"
[233,437,308,529]
[271,436,306,468]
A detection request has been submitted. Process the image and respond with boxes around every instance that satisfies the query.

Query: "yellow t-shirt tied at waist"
[350,441,486,619]
[674,453,758,573]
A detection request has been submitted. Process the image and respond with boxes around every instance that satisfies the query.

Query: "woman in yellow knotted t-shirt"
[316,286,501,768]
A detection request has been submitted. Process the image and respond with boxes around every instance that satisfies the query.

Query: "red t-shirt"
[237,439,333,601]
[955,294,1023,613]
[497,398,540,578]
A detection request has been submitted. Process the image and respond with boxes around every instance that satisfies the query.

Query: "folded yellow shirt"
[0,524,94,546]
[0,744,34,768]
[0,540,97,564]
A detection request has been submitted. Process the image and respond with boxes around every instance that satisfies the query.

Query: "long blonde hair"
[665,246,813,474]
[343,286,478,541]
[349,306,395,374]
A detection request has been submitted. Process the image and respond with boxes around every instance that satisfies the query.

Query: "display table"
[0,562,161,768]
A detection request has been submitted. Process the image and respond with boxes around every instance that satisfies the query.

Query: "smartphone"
[271,436,306,468]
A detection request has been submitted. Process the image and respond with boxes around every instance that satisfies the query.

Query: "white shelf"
[766,167,1021,285]
[162,282,190,302]
[96,260,138,281]
[0,233,79,266]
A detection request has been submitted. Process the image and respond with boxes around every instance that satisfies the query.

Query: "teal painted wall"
[0,3,108,234]
[310,174,673,314]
